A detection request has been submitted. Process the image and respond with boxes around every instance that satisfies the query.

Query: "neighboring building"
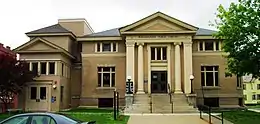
[243,79,260,105]
[0,43,18,112]
[14,12,243,112]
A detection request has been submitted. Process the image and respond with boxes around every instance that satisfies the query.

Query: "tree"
[214,0,260,78]
[0,54,37,112]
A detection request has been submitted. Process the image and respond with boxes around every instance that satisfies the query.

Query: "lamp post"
[189,75,194,94]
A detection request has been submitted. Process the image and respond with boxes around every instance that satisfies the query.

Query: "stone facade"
[14,12,243,111]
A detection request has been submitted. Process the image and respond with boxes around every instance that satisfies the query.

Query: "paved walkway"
[127,114,208,124]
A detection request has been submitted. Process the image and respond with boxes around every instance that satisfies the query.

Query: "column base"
[174,90,183,94]
[136,90,145,94]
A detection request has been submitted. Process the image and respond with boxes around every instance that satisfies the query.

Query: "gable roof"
[196,28,217,36]
[26,24,72,34]
[120,12,199,32]
[14,37,75,59]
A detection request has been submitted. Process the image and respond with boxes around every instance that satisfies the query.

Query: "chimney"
[0,43,3,48]
[6,46,10,50]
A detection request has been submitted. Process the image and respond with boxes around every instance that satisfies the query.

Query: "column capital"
[174,42,181,46]
[183,42,192,47]
[126,42,135,47]
[183,42,192,44]
[137,42,144,46]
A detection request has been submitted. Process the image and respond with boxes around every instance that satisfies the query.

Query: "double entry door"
[151,71,167,93]
[26,84,51,111]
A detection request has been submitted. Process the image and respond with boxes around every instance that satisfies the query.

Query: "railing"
[149,94,152,113]
[167,83,173,113]
[113,90,119,120]
[198,105,224,124]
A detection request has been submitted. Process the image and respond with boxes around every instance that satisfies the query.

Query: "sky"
[0,0,238,49]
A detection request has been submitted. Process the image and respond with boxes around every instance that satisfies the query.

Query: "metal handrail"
[198,105,224,124]
[167,83,173,113]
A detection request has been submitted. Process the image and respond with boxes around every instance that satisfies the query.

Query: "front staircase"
[124,93,198,114]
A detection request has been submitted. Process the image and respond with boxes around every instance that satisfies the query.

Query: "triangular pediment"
[15,37,60,51]
[120,12,198,33]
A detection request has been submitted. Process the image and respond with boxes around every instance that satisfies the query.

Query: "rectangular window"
[215,41,219,51]
[40,87,46,100]
[204,98,219,107]
[205,42,214,50]
[201,66,219,86]
[252,95,256,100]
[61,63,64,76]
[243,84,246,90]
[49,62,55,75]
[30,87,37,100]
[237,76,242,88]
[151,47,167,60]
[96,42,117,52]
[40,62,47,74]
[257,84,260,90]
[32,62,38,75]
[257,94,260,100]
[199,42,203,51]
[244,95,247,100]
[60,86,64,102]
[97,67,115,87]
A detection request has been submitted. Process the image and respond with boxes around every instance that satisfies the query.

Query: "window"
[40,87,46,100]
[98,67,115,87]
[32,62,38,75]
[257,84,260,90]
[151,47,167,60]
[98,98,113,108]
[257,94,260,100]
[244,95,247,100]
[40,62,47,74]
[198,41,220,51]
[243,84,246,90]
[252,95,256,100]
[62,63,64,76]
[31,116,55,124]
[204,98,219,107]
[30,87,37,100]
[201,66,219,86]
[60,86,64,102]
[96,42,117,52]
[237,76,242,88]
[49,62,55,75]
[2,116,29,124]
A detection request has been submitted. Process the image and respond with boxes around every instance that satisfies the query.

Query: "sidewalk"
[127,114,208,124]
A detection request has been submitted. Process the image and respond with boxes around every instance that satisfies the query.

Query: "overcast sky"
[0,0,237,49]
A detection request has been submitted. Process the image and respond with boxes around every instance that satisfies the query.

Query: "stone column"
[174,42,182,93]
[183,42,193,94]
[167,45,172,93]
[126,41,135,93]
[137,42,145,94]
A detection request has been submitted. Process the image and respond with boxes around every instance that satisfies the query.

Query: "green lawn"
[223,110,260,124]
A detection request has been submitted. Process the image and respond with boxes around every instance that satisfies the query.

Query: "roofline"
[26,33,77,39]
[58,18,95,33]
[77,36,122,41]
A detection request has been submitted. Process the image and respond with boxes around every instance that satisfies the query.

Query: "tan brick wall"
[70,67,82,107]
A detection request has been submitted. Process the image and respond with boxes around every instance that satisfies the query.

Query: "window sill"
[151,60,167,63]
[96,87,116,90]
[237,87,243,90]
[202,86,221,90]
[95,51,118,53]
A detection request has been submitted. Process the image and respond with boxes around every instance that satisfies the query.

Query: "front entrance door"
[151,71,167,93]
[26,84,51,111]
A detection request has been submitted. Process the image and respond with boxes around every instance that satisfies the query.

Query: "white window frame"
[98,67,115,87]
[201,66,219,87]
[198,41,221,51]
[95,42,118,52]
[151,47,167,61]
[29,61,57,76]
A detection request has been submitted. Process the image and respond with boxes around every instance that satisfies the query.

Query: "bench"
[7,108,23,115]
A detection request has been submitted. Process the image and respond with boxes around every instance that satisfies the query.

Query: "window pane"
[206,72,214,86]
[215,72,219,86]
[25,63,30,71]
[199,42,203,51]
[49,62,55,74]
[98,73,101,87]
[151,47,155,60]
[201,72,205,86]
[103,73,110,87]
[97,43,101,52]
[205,42,214,50]
[31,116,51,124]
[103,67,110,72]
[113,42,117,52]
[102,43,111,51]
[157,48,161,60]
[50,118,57,124]
[60,86,64,102]
[161,72,167,81]
[32,63,38,75]
[216,42,219,50]
[98,67,102,72]
[162,47,167,60]
[112,73,115,87]
[258,84,260,89]
[2,116,29,124]
[214,66,219,71]
[111,67,115,72]
[201,66,204,71]
[205,66,213,71]
[40,87,46,100]
[40,62,47,74]
[30,87,37,100]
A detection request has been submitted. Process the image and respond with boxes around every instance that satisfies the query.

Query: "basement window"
[98,98,113,108]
